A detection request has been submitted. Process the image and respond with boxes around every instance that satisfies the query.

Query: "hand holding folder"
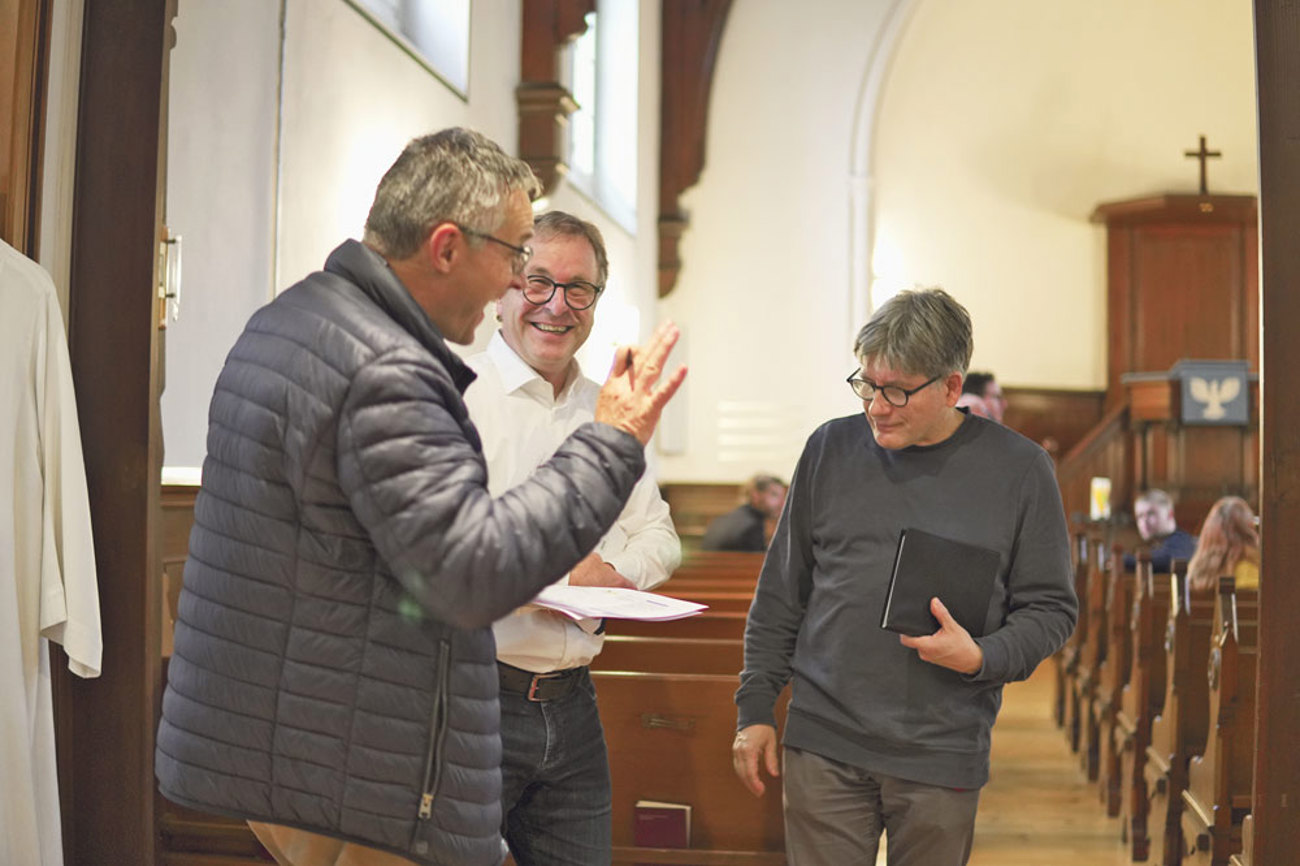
[879,527,1000,638]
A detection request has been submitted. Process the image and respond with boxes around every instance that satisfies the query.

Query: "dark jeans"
[499,668,612,866]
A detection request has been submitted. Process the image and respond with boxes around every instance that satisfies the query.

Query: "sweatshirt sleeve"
[336,348,646,631]
[735,440,816,729]
[971,449,1078,683]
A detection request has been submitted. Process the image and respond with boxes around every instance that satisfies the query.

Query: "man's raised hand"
[595,321,687,445]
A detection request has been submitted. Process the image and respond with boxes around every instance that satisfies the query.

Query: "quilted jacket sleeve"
[337,347,645,630]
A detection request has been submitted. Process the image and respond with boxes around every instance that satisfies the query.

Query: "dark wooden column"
[658,0,731,297]
[516,0,594,195]
[58,1,173,862]
[1252,0,1300,861]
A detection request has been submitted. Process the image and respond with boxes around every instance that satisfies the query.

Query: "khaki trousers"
[782,746,981,866]
[248,821,421,866]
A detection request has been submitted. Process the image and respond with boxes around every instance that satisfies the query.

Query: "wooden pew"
[1055,528,1091,739]
[1228,814,1253,866]
[663,589,755,614]
[1067,528,1107,764]
[1145,567,1217,866]
[1095,546,1136,817]
[1077,530,1113,781]
[1180,578,1259,866]
[1115,553,1170,860]
[594,671,788,865]
[593,636,744,676]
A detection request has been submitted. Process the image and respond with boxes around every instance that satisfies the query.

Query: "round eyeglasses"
[521,274,604,311]
[846,371,941,407]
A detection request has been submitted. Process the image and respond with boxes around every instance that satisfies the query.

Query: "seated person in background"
[962,370,1006,423]
[1186,496,1259,592]
[956,392,990,418]
[1123,488,1197,572]
[699,473,788,551]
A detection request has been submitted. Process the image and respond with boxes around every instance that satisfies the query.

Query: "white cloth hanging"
[0,239,103,866]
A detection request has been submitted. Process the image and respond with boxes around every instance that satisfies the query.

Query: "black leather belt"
[497,663,584,702]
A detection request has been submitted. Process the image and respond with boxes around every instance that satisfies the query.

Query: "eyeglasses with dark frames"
[521,274,604,311]
[452,223,532,275]
[845,371,942,407]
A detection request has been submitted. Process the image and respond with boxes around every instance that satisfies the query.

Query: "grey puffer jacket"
[155,240,645,865]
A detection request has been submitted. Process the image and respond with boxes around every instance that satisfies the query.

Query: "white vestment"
[0,239,103,866]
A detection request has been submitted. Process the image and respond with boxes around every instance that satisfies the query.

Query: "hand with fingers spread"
[731,723,780,797]
[899,596,985,675]
[594,320,688,445]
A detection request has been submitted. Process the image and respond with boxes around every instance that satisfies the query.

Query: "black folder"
[879,528,1001,638]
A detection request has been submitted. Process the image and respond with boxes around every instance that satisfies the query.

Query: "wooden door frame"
[57,1,173,863]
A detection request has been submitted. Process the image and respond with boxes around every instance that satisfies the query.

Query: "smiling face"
[496,231,600,391]
[858,358,964,450]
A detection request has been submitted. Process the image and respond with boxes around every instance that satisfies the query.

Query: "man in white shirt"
[464,211,681,865]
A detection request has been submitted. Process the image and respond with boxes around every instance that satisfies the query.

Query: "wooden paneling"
[1093,194,1258,411]
[1001,386,1104,459]
[658,0,731,297]
[1,0,51,252]
[57,2,173,863]
[1253,3,1300,862]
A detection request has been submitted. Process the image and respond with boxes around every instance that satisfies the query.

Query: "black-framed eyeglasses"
[453,223,532,275]
[521,274,604,311]
[846,371,941,407]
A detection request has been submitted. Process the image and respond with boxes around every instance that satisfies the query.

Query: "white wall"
[872,0,1258,390]
[657,0,1258,483]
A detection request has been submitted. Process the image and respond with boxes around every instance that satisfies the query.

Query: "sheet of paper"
[533,586,708,621]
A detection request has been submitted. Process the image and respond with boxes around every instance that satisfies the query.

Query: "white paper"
[533,586,708,621]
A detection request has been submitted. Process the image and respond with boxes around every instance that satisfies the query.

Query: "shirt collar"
[486,330,583,400]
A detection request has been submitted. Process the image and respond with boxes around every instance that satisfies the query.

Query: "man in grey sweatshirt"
[732,288,1077,866]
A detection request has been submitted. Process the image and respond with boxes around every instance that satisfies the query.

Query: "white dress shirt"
[464,332,680,672]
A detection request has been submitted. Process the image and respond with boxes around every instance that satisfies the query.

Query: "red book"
[633,799,691,848]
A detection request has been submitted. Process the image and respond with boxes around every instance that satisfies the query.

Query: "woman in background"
[1187,495,1259,592]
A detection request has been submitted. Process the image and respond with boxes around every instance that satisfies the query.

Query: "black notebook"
[879,528,1001,638]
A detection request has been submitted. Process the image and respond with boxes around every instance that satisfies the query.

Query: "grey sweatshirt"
[736,411,1077,789]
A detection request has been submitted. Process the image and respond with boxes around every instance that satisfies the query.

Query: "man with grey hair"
[156,129,685,866]
[463,210,681,865]
[732,288,1076,865]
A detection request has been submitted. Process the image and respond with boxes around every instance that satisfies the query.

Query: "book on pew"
[633,800,691,848]
[880,528,1000,638]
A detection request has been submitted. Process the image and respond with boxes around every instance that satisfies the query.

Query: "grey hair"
[363,127,541,260]
[853,287,973,378]
[533,211,610,285]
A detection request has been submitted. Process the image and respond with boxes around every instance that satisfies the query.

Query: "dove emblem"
[1189,376,1241,420]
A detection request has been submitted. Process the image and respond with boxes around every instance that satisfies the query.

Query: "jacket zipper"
[416,639,452,823]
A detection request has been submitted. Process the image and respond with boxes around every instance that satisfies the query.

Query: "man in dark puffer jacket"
[155,128,686,866]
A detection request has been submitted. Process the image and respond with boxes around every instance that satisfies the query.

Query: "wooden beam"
[1252,1,1300,862]
[658,0,731,298]
[58,0,173,862]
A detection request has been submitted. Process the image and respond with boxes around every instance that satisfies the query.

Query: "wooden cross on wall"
[1184,134,1222,195]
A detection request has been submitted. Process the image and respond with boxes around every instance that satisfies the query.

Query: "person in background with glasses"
[463,211,681,866]
[732,287,1076,866]
[156,130,686,866]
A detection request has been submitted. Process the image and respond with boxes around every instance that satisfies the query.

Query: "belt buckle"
[527,673,558,702]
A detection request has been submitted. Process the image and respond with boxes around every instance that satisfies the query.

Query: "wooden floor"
[964,663,1131,866]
